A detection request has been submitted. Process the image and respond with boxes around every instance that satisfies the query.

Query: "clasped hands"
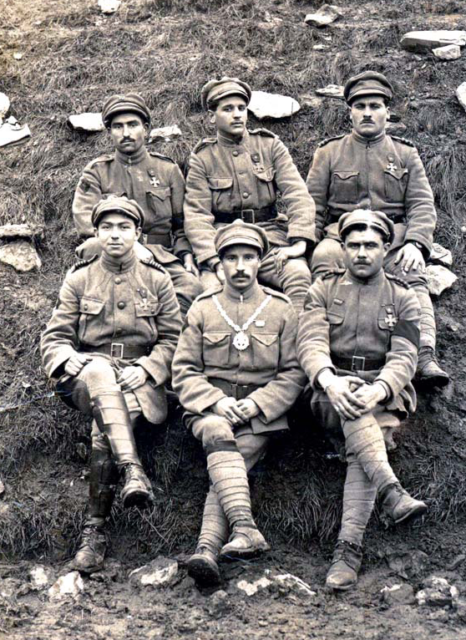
[64,354,148,391]
[213,396,260,426]
[324,376,387,420]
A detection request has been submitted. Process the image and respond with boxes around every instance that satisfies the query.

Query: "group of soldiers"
[40,71,448,591]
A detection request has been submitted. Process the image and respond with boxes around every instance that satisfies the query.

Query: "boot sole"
[416,374,450,389]
[122,490,153,509]
[325,578,357,592]
[394,502,427,524]
[219,542,270,561]
[188,556,221,586]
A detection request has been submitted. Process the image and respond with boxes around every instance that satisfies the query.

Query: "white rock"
[430,242,453,266]
[129,557,178,588]
[48,572,84,600]
[305,4,342,28]
[98,0,121,13]
[0,479,4,497]
[273,574,316,598]
[381,583,415,605]
[148,125,182,143]
[432,44,461,60]
[456,82,466,113]
[416,576,459,607]
[29,566,52,588]
[313,44,330,50]
[0,224,44,240]
[401,31,466,52]
[248,91,300,120]
[0,241,41,272]
[237,576,272,596]
[0,117,31,148]
[68,113,104,132]
[426,265,457,296]
[0,93,10,124]
[315,84,344,99]
[13,53,23,61]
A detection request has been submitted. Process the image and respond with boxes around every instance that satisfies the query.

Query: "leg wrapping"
[197,487,229,554]
[92,391,141,467]
[207,447,253,529]
[338,454,376,547]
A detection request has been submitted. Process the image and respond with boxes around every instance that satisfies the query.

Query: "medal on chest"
[212,295,272,351]
[386,155,397,173]
[385,306,397,329]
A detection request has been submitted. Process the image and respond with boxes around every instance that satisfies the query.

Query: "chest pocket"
[384,168,408,203]
[332,171,359,204]
[207,178,234,212]
[135,299,160,337]
[202,332,231,366]
[147,187,172,221]
[251,333,279,370]
[253,166,276,201]
[78,297,105,340]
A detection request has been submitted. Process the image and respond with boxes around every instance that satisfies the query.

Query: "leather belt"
[209,377,261,400]
[142,232,172,248]
[332,355,385,372]
[80,343,150,359]
[215,206,276,225]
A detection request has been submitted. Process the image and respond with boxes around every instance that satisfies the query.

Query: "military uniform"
[297,208,426,591]
[306,70,448,386]
[172,219,306,584]
[184,77,315,312]
[72,93,202,317]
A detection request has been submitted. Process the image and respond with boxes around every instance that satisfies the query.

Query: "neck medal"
[212,294,272,351]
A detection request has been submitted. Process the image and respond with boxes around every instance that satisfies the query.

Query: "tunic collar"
[346,268,385,286]
[222,279,262,302]
[115,145,148,166]
[351,130,386,147]
[101,250,137,273]
[217,129,250,148]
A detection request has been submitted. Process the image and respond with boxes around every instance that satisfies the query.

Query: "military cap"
[201,77,252,110]
[344,71,394,104]
[338,209,395,244]
[102,93,151,127]
[215,219,269,257]
[91,195,145,228]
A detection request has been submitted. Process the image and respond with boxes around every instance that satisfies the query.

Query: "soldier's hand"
[215,263,226,284]
[134,242,154,261]
[64,353,92,376]
[326,376,367,420]
[183,253,199,277]
[117,366,149,391]
[213,397,245,425]
[236,398,260,420]
[353,382,387,412]
[394,244,425,274]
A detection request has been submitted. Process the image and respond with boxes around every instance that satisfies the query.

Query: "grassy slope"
[1,0,466,562]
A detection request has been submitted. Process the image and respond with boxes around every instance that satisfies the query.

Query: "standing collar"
[115,146,148,165]
[100,250,137,273]
[351,130,386,147]
[217,129,250,148]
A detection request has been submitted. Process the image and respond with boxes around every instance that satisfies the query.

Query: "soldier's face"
[210,96,248,138]
[349,95,389,138]
[221,244,261,292]
[95,212,141,258]
[110,112,147,154]
[342,227,389,279]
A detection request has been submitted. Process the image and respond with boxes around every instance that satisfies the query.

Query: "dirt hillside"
[0,0,466,638]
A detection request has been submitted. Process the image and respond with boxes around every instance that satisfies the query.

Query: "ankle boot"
[325,540,363,591]
[120,463,153,509]
[416,347,449,388]
[188,546,221,586]
[74,523,107,573]
[381,483,427,524]
[220,523,270,560]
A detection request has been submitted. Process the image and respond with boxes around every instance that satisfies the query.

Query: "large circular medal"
[233,331,249,351]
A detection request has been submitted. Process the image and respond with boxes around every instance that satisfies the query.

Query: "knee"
[174,271,203,301]
[283,259,311,285]
[236,434,267,465]
[194,415,234,450]
[311,240,342,276]
[80,358,116,387]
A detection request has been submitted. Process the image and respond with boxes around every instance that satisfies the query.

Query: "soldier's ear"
[94,227,99,238]
[208,109,216,125]
[135,226,142,240]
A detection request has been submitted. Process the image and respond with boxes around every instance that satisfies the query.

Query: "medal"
[212,295,272,351]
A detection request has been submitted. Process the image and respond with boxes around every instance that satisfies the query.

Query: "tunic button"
[117,301,126,309]
[115,277,122,284]
[232,150,239,157]
[243,192,250,198]
[83,304,88,311]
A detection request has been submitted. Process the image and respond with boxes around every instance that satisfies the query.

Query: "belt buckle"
[110,343,124,358]
[241,209,255,224]
[351,356,365,372]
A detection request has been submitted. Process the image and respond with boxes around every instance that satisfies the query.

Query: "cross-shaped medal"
[387,161,397,172]
[150,176,160,187]
[385,312,397,329]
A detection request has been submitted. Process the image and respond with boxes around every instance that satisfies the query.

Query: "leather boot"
[381,483,427,524]
[325,540,363,591]
[74,447,118,573]
[220,523,270,560]
[416,347,449,388]
[188,546,221,586]
[92,392,153,508]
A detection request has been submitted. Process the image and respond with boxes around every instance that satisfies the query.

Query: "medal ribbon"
[212,294,272,335]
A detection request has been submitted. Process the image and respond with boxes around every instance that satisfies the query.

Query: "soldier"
[72,92,202,317]
[306,71,449,387]
[172,219,306,585]
[183,77,316,312]
[41,196,182,573]
[297,209,427,591]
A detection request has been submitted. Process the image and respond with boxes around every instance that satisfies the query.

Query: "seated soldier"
[72,92,202,318]
[41,195,181,573]
[297,209,427,591]
[172,219,306,585]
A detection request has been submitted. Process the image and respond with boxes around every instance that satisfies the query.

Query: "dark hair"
[341,222,390,243]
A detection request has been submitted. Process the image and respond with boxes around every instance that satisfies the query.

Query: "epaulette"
[148,151,175,164]
[317,134,346,149]
[192,138,218,154]
[140,257,167,273]
[261,286,291,303]
[391,136,416,148]
[195,285,223,301]
[322,268,346,280]
[249,128,277,138]
[70,254,98,273]
[88,153,114,167]
[386,273,411,288]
